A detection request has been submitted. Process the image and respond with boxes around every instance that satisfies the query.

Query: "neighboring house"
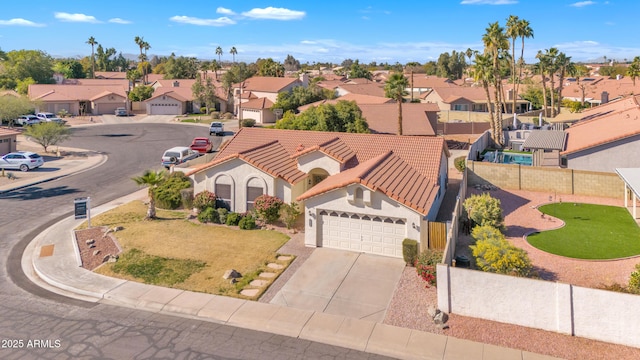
[297,93,394,113]
[94,71,127,80]
[561,75,640,107]
[187,128,449,258]
[404,75,457,97]
[562,95,640,173]
[234,74,308,119]
[358,103,439,136]
[239,97,275,124]
[336,82,386,97]
[28,83,127,115]
[521,130,567,167]
[148,79,230,115]
[0,128,20,155]
[423,86,529,114]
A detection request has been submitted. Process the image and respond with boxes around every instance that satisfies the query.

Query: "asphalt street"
[0,123,391,359]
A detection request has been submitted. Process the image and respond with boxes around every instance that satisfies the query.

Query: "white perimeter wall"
[437,264,640,348]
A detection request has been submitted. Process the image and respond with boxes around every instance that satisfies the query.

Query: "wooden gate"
[428,221,447,250]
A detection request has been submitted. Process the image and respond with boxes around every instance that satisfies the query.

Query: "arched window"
[246,177,264,211]
[214,175,233,211]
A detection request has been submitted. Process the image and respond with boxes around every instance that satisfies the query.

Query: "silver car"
[15,115,40,126]
[0,151,45,172]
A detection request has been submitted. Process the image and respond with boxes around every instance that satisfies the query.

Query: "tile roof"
[521,130,567,150]
[241,97,274,110]
[560,76,639,103]
[297,93,393,112]
[0,128,21,137]
[407,75,457,89]
[187,128,447,215]
[562,95,640,155]
[358,103,439,136]
[94,71,126,79]
[29,84,128,101]
[337,83,386,97]
[238,76,300,93]
[62,79,129,87]
[146,90,189,102]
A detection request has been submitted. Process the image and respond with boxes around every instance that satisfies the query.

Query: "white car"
[161,146,200,169]
[15,115,40,126]
[0,151,45,172]
[36,112,66,124]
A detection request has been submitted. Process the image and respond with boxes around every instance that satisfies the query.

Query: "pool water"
[483,151,533,166]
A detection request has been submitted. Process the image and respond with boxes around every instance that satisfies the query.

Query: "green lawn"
[527,203,640,259]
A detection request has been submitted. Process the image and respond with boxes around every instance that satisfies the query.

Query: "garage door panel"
[319,210,406,258]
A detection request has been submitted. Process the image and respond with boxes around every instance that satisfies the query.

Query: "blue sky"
[1,1,639,64]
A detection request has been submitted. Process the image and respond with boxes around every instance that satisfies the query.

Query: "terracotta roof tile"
[238,76,300,93]
[241,97,274,110]
[28,84,127,101]
[359,103,439,136]
[562,95,640,155]
[337,83,386,97]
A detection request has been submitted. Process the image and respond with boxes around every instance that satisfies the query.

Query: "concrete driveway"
[270,248,405,322]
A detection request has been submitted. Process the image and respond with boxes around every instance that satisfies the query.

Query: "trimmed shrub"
[463,193,504,229]
[415,248,443,287]
[210,112,220,119]
[629,264,640,294]
[153,172,192,209]
[217,207,229,224]
[180,188,194,209]
[471,224,503,244]
[253,194,284,224]
[454,156,466,173]
[197,207,220,223]
[226,212,242,226]
[402,239,418,266]
[280,202,301,229]
[471,236,533,277]
[223,112,234,120]
[238,214,256,230]
[242,118,256,127]
[193,190,217,211]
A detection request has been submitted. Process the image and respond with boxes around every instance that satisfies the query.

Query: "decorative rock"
[229,278,238,284]
[277,255,292,261]
[108,255,118,263]
[426,305,437,318]
[250,279,267,287]
[93,250,101,256]
[433,311,449,325]
[89,244,96,248]
[102,255,111,263]
[86,239,95,245]
[112,226,124,232]
[223,269,242,280]
[267,263,284,270]
[259,272,276,279]
[240,288,259,297]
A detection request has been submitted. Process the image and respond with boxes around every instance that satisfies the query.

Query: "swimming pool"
[483,151,533,166]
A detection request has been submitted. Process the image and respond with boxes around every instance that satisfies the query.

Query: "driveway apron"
[270,248,404,322]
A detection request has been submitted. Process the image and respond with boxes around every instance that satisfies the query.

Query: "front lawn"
[527,203,640,259]
[79,201,290,297]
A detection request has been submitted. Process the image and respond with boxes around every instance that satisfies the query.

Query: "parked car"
[209,122,224,136]
[115,107,127,116]
[15,115,40,126]
[36,112,66,125]
[161,146,199,169]
[189,137,213,154]
[0,151,45,172]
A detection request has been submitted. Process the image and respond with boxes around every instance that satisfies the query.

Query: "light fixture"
[412,222,416,229]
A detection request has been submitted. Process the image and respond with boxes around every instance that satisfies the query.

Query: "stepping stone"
[277,255,292,261]
[250,279,267,287]
[267,263,284,270]
[259,272,276,279]
[240,288,259,297]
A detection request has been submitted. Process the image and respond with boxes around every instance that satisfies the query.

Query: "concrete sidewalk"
[22,194,560,360]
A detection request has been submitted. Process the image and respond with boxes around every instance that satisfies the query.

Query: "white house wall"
[296,151,342,175]
[303,186,424,248]
[567,135,640,173]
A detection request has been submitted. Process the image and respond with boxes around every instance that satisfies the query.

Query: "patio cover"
[615,168,640,219]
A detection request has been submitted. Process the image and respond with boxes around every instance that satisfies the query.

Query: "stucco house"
[187,128,449,258]
[562,95,640,173]
[147,79,230,115]
[0,128,20,155]
[423,86,529,114]
[234,75,308,123]
[28,83,128,115]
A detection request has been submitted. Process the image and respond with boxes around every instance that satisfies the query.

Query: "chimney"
[172,81,180,87]
[601,91,609,104]
[507,88,514,101]
[299,72,309,87]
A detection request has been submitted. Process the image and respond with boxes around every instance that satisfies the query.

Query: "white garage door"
[150,103,182,115]
[319,210,406,258]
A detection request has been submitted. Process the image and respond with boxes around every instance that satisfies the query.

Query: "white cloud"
[460,0,518,4]
[217,7,235,15]
[169,16,236,26]
[570,1,596,7]
[0,18,45,27]
[109,18,131,24]
[242,7,305,20]
[54,12,100,23]
[300,40,317,45]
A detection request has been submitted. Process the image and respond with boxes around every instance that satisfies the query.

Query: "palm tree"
[555,52,573,116]
[132,170,165,219]
[473,53,497,143]
[384,73,409,135]
[216,46,223,63]
[627,57,640,87]
[506,16,533,115]
[200,60,211,80]
[230,47,237,63]
[210,60,221,80]
[545,48,559,117]
[535,50,550,117]
[86,36,98,79]
[482,21,509,146]
[570,65,589,106]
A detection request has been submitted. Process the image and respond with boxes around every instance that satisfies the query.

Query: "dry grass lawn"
[80,201,290,297]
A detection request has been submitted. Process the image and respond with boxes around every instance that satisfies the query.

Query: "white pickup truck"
[209,122,224,136]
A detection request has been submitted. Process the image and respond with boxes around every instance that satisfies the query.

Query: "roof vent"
[172,81,180,87]
[296,144,305,152]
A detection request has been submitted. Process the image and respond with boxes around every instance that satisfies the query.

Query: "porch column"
[624,184,628,208]
[634,191,637,219]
